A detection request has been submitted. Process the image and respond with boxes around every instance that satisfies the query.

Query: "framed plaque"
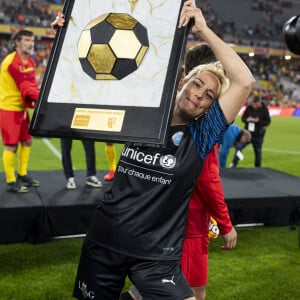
[30,0,189,145]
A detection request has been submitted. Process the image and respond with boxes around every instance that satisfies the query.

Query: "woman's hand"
[51,11,65,30]
[178,0,208,36]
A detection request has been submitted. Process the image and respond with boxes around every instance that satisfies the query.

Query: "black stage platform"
[0,168,299,244]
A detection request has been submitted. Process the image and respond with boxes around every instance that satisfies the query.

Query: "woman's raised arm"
[179,0,255,123]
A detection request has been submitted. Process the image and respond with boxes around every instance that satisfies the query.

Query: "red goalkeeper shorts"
[180,234,209,287]
[0,110,32,145]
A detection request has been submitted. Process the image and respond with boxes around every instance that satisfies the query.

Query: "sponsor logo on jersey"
[159,154,176,169]
[121,146,176,169]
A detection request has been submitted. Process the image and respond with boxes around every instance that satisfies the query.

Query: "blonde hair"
[184,61,230,98]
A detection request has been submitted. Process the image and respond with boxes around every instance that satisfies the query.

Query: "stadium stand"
[0,1,63,82]
[196,0,300,48]
[0,0,299,103]
[0,0,62,28]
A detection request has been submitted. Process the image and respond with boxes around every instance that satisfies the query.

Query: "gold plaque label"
[71,108,125,132]
[73,114,90,127]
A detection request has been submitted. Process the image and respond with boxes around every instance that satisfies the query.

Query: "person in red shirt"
[181,145,236,300]
[0,30,40,193]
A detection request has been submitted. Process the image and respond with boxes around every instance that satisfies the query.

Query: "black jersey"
[88,101,228,260]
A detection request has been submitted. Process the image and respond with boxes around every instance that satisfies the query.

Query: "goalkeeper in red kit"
[0,30,40,193]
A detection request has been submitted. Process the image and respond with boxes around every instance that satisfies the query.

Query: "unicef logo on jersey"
[159,154,176,169]
[171,131,184,146]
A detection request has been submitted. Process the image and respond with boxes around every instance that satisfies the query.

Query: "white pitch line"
[42,138,62,160]
[235,223,264,227]
[42,138,79,170]
[242,147,300,155]
[263,148,300,155]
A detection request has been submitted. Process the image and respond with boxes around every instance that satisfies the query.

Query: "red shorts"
[0,110,32,145]
[180,234,209,287]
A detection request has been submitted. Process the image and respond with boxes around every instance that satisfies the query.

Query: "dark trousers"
[60,138,96,179]
[231,141,246,167]
[251,135,265,167]
[232,135,265,167]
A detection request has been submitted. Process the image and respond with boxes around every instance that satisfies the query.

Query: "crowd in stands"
[241,54,300,107]
[0,0,61,28]
[194,0,297,49]
[0,0,297,48]
[247,0,290,45]
[0,1,61,83]
[0,0,299,107]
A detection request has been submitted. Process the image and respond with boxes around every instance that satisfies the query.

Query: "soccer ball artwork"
[77,13,149,80]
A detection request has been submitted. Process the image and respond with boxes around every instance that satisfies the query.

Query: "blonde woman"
[53,1,254,299]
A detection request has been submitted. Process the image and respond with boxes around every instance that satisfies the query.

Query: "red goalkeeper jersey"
[0,51,39,111]
[185,144,233,237]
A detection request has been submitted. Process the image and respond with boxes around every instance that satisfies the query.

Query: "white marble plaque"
[48,0,182,108]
